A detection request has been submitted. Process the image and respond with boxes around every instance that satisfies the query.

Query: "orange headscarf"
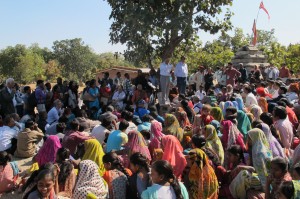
[289,83,299,93]
[161,135,187,179]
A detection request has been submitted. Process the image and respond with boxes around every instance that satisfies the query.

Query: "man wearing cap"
[159,57,173,104]
[174,56,188,95]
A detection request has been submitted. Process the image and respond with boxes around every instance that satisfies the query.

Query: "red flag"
[252,19,257,46]
[259,1,270,20]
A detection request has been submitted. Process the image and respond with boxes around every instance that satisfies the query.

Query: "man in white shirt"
[47,99,63,125]
[244,86,258,109]
[160,58,173,104]
[195,85,206,101]
[0,115,19,153]
[174,56,188,95]
[194,66,206,89]
[91,118,112,145]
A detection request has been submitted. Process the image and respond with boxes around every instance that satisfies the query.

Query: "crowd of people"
[0,58,300,199]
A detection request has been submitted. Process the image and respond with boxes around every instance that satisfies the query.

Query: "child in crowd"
[103,152,131,199]
[0,151,19,194]
[27,169,56,199]
[129,152,151,199]
[199,104,214,126]
[141,160,189,199]
[266,157,292,199]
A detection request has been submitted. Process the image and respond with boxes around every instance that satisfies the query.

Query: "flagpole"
[251,1,262,45]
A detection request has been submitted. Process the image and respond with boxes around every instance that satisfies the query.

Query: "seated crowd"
[0,64,300,199]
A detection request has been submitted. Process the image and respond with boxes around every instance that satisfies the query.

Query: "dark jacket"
[0,87,15,116]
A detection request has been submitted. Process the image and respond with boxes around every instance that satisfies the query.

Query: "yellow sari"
[82,139,106,176]
[204,125,224,165]
[188,148,219,199]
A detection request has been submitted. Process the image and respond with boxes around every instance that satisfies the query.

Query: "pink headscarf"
[125,130,151,162]
[35,135,61,166]
[149,121,165,157]
[162,135,187,178]
[221,120,245,151]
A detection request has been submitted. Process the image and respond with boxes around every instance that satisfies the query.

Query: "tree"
[52,38,98,81]
[106,0,233,67]
[0,44,28,78]
[97,52,134,69]
[16,52,45,83]
[44,60,61,81]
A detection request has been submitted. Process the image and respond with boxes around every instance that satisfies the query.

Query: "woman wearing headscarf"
[193,115,201,135]
[203,125,224,165]
[124,130,151,164]
[236,110,251,139]
[34,135,61,167]
[287,83,299,104]
[220,120,246,151]
[235,97,245,111]
[163,114,184,142]
[257,123,285,158]
[82,139,106,176]
[210,107,224,122]
[72,160,108,199]
[188,148,219,199]
[161,135,187,179]
[175,107,191,129]
[222,101,234,116]
[250,104,263,121]
[229,128,273,198]
[256,87,272,113]
[148,121,165,160]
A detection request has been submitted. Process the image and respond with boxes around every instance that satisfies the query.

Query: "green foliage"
[97,52,134,69]
[52,38,99,81]
[106,0,233,66]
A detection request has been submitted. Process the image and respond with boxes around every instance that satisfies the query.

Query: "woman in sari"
[148,121,165,160]
[236,110,252,139]
[188,148,219,199]
[193,114,201,135]
[222,101,234,116]
[235,97,245,111]
[72,160,108,199]
[203,125,224,165]
[257,123,285,158]
[256,87,271,113]
[161,135,187,179]
[124,130,151,164]
[34,135,61,167]
[229,128,273,199]
[175,107,191,129]
[82,139,106,176]
[220,120,246,151]
[163,114,184,142]
[250,104,263,121]
[210,107,224,122]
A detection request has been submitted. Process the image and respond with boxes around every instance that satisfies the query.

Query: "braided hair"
[129,152,150,172]
[103,152,130,179]
[151,160,183,199]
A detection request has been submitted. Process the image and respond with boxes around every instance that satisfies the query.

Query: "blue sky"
[1,0,299,53]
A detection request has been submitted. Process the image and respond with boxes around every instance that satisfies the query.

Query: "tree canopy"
[106,0,233,66]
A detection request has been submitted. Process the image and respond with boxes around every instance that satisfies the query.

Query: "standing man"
[238,63,248,83]
[174,56,188,95]
[0,78,16,117]
[279,63,291,82]
[225,62,241,87]
[35,80,47,113]
[160,57,173,104]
